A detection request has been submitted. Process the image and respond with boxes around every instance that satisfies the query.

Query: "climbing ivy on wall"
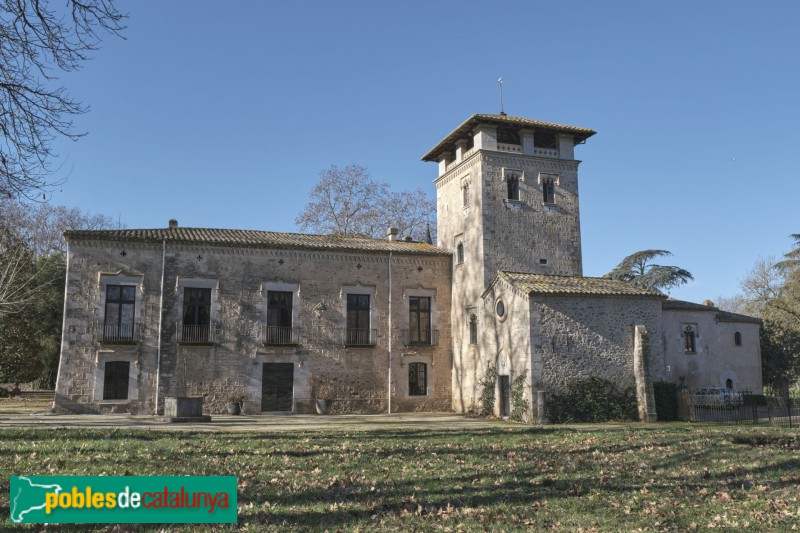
[477,364,497,416]
[510,370,529,422]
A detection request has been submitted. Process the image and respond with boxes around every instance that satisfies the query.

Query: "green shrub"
[547,377,637,423]
[653,381,678,421]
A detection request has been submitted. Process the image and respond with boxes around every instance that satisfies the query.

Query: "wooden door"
[262,363,294,412]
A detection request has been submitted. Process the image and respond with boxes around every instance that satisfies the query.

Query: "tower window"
[734,331,742,346]
[506,174,519,201]
[497,126,520,145]
[462,183,470,207]
[456,243,464,264]
[542,179,555,204]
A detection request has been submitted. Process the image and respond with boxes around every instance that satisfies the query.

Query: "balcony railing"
[497,142,523,154]
[261,325,302,346]
[534,147,559,158]
[177,323,216,345]
[343,328,377,346]
[97,321,140,344]
[401,329,439,347]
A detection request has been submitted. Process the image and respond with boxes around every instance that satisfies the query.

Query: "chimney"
[168,219,178,229]
[387,227,398,241]
[404,235,413,242]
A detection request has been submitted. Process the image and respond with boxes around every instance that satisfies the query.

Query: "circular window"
[496,299,505,318]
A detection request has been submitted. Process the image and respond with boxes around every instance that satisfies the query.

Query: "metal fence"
[679,388,800,427]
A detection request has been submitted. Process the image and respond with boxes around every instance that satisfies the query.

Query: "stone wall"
[529,295,665,395]
[55,239,452,415]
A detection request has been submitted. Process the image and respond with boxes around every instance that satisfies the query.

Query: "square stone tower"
[422,113,595,410]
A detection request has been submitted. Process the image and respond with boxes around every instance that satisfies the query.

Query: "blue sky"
[47,1,799,303]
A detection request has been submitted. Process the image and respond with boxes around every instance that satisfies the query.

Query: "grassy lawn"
[1,424,799,531]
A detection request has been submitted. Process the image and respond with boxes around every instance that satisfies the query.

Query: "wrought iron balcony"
[177,322,216,345]
[401,328,439,347]
[343,328,377,346]
[261,325,302,346]
[97,321,140,344]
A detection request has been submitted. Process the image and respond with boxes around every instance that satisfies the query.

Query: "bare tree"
[0,199,115,256]
[296,164,437,242]
[0,200,116,315]
[0,225,39,316]
[0,0,125,200]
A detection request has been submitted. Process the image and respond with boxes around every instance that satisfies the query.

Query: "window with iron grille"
[469,314,478,345]
[266,291,293,344]
[104,285,135,341]
[408,362,427,396]
[103,361,130,400]
[346,294,370,344]
[409,296,431,345]
[183,287,211,342]
[542,178,555,204]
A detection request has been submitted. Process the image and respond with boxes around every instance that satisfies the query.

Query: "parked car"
[693,387,743,407]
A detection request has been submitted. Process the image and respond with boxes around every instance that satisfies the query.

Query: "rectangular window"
[103,361,130,400]
[507,175,519,200]
[408,362,427,396]
[182,287,212,343]
[346,294,372,345]
[266,291,294,344]
[409,296,431,345]
[104,285,136,342]
[543,179,555,204]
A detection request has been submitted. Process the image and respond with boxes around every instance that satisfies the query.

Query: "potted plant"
[313,380,337,415]
[226,390,247,415]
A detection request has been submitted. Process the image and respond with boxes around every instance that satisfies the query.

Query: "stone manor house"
[53,113,763,420]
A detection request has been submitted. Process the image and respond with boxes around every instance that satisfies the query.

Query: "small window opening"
[734,331,742,346]
[462,184,470,207]
[506,174,519,201]
[539,259,548,265]
[542,179,555,204]
[456,242,464,264]
[469,314,478,345]
[725,378,733,389]
[683,325,696,354]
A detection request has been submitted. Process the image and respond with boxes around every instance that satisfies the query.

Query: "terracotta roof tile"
[662,299,718,311]
[65,227,450,256]
[491,271,665,298]
[715,310,762,324]
[422,114,596,162]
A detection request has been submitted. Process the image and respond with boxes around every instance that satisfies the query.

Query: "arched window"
[726,378,733,389]
[683,325,696,354]
[506,174,519,201]
[456,242,464,264]
[734,331,742,346]
[469,314,478,345]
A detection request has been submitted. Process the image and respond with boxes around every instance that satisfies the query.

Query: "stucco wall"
[662,309,762,392]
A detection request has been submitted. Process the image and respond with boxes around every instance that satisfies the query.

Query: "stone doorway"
[262,363,294,412]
